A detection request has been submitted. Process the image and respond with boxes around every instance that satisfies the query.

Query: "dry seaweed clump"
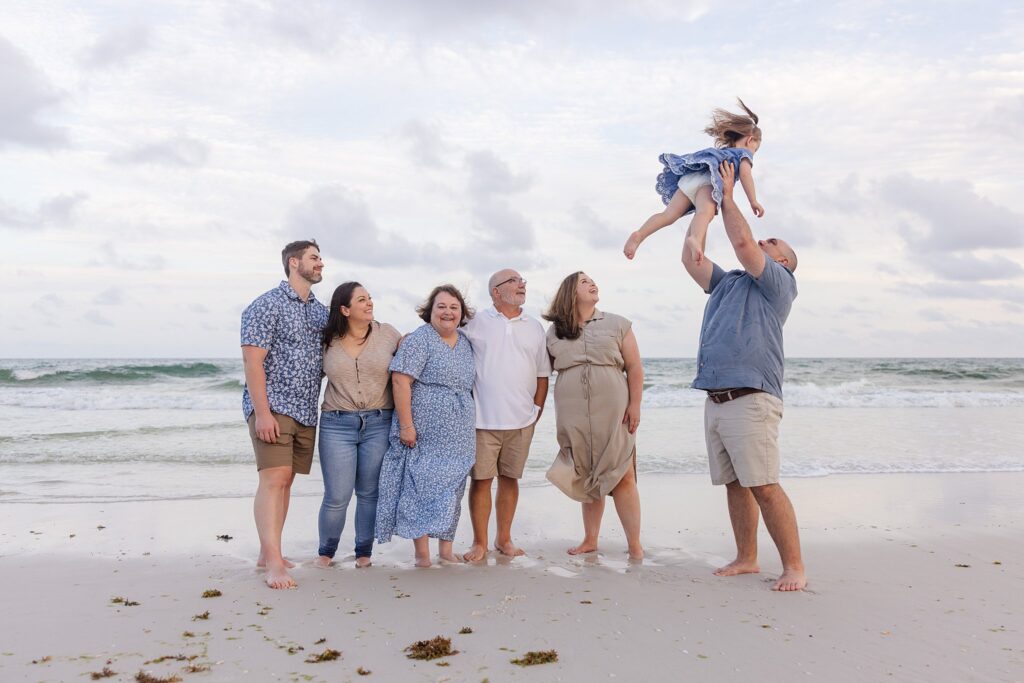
[134,671,182,683]
[91,667,116,680]
[201,589,222,598]
[405,636,457,660]
[356,667,371,675]
[185,663,211,673]
[111,596,140,606]
[191,611,210,621]
[305,648,342,663]
[458,627,473,634]
[511,650,558,666]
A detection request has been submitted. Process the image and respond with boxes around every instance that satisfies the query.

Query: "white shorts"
[677,172,712,204]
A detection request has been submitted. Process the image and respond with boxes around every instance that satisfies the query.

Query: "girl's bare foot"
[313,556,332,568]
[438,551,462,565]
[713,559,760,577]
[623,231,644,260]
[685,235,704,264]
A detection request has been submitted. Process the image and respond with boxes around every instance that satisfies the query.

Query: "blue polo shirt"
[241,281,328,426]
[692,259,797,400]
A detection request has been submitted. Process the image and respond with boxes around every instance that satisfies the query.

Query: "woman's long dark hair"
[542,271,583,340]
[323,282,373,348]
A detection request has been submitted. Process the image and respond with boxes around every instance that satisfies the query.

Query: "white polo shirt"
[463,305,552,430]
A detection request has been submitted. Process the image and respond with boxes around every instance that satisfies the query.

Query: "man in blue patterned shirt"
[241,239,328,589]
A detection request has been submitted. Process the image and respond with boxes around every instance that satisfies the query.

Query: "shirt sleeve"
[706,264,727,294]
[388,327,430,380]
[753,259,797,305]
[535,322,552,377]
[240,296,278,349]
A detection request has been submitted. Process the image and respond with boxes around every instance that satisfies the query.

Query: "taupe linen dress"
[546,310,636,503]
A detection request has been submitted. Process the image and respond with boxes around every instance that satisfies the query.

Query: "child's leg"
[624,190,692,259]
[683,185,717,266]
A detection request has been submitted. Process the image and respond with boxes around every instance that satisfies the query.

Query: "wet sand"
[3,473,1023,682]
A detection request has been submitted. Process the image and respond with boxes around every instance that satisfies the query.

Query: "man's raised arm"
[719,161,767,279]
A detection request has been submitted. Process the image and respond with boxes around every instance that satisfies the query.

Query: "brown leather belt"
[706,387,763,404]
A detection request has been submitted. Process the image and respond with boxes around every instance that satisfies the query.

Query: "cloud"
[927,253,1024,282]
[0,36,68,149]
[110,136,210,167]
[92,287,123,306]
[465,151,533,197]
[907,281,1024,305]
[0,193,87,230]
[878,174,1024,253]
[402,120,448,169]
[81,25,152,68]
[93,242,167,271]
[83,309,113,326]
[574,203,622,250]
[284,185,434,266]
[462,151,538,268]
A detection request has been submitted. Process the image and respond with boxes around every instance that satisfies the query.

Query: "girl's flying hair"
[704,98,761,148]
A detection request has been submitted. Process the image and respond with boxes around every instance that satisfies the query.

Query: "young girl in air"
[623,99,764,263]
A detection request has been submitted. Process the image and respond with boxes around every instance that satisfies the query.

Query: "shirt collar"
[486,305,527,322]
[278,280,318,303]
[586,308,605,323]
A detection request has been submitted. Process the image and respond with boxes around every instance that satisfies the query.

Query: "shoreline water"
[6,472,1023,682]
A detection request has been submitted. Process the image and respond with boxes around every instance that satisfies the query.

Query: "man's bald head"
[759,238,798,272]
[489,268,527,308]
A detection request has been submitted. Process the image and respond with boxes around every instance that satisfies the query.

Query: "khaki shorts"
[472,421,537,480]
[704,392,783,487]
[247,412,316,474]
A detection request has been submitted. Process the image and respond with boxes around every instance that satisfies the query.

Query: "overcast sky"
[2,1,1023,358]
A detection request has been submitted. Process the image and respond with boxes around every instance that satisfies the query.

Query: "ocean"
[2,358,1023,503]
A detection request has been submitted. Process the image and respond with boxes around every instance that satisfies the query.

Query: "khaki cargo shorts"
[247,412,316,474]
[704,392,783,487]
[472,421,537,480]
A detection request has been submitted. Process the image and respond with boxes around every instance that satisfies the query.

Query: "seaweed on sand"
[510,650,558,666]
[404,636,457,660]
[304,648,342,663]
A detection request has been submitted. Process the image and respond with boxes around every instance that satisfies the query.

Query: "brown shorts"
[704,392,783,487]
[472,421,537,480]
[247,412,316,474]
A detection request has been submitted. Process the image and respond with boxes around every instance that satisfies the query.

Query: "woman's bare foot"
[713,559,760,577]
[567,541,598,556]
[771,567,807,592]
[627,545,644,561]
[462,544,487,562]
[355,557,372,568]
[495,541,525,557]
[313,556,332,568]
[414,554,432,568]
[623,231,644,260]
[264,562,296,590]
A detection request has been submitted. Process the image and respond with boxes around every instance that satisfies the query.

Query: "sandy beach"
[4,472,1022,682]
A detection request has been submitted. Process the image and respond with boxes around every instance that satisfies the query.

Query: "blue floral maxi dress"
[374,324,476,543]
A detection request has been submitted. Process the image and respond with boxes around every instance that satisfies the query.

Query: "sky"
[1,0,1023,358]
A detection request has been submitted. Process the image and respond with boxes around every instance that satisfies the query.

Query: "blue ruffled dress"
[655,146,754,212]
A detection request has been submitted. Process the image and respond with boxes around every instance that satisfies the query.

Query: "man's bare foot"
[313,555,332,568]
[258,554,296,569]
[463,544,488,562]
[771,567,807,592]
[623,231,644,260]
[713,559,760,577]
[567,541,598,556]
[265,564,296,590]
[355,557,372,568]
[495,541,525,557]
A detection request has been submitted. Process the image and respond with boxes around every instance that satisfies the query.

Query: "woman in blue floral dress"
[374,285,476,567]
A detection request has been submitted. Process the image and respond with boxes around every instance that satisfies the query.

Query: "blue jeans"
[317,409,392,559]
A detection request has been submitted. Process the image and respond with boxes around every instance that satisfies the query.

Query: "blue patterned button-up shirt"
[241,281,329,426]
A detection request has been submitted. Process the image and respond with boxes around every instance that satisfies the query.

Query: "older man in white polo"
[462,268,551,562]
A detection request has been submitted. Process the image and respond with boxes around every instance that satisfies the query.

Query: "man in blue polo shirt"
[241,239,328,589]
[681,162,807,592]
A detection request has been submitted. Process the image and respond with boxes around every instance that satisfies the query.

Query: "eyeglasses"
[493,277,527,288]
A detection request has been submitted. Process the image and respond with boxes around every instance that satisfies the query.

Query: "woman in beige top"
[314,282,401,568]
[543,272,644,560]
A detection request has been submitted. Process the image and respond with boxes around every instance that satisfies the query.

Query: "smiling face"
[341,286,373,324]
[490,269,527,308]
[574,272,599,307]
[430,291,463,336]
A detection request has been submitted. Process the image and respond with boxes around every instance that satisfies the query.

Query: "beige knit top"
[321,322,402,412]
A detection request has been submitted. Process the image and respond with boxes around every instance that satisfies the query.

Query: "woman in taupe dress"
[543,272,644,560]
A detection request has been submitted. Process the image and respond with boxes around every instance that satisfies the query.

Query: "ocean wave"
[0,362,225,385]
